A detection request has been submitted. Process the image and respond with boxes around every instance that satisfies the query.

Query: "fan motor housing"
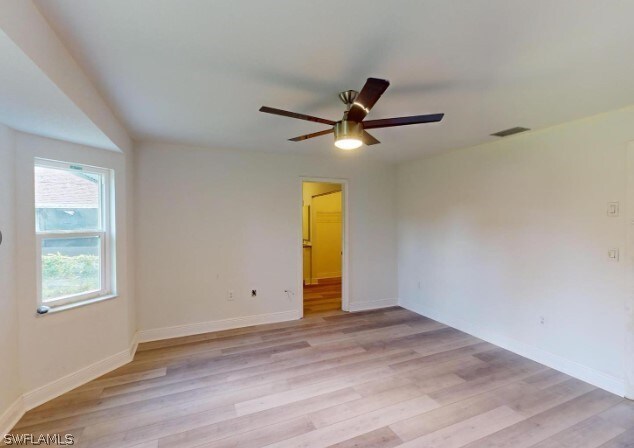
[334,120,363,141]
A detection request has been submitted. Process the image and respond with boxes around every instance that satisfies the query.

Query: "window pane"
[35,166,102,232]
[41,237,101,301]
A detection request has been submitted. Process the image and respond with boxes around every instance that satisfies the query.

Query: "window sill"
[36,294,118,316]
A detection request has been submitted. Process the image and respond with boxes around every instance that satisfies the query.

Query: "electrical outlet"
[251,289,257,297]
[227,290,235,301]
[539,316,545,325]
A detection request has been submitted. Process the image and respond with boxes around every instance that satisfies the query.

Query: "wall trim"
[137,310,302,343]
[625,141,634,400]
[4,310,302,433]
[0,397,25,438]
[129,331,140,359]
[22,339,137,411]
[2,334,138,435]
[349,298,398,312]
[313,273,342,282]
[400,299,625,397]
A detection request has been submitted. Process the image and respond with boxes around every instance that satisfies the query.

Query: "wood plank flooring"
[6,307,634,447]
[303,277,341,315]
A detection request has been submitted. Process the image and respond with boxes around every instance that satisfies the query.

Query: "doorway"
[302,181,345,316]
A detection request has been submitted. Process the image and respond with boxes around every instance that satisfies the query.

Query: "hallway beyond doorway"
[303,277,342,315]
[302,181,343,316]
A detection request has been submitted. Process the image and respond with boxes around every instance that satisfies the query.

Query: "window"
[34,159,114,309]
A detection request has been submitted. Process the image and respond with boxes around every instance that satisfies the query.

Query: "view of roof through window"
[35,167,101,232]
[35,166,99,209]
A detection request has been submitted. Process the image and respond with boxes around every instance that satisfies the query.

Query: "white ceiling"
[35,0,634,162]
[0,28,116,150]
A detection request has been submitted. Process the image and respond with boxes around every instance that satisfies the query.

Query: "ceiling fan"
[259,78,444,150]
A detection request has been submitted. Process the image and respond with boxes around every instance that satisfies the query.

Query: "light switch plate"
[607,202,619,217]
[608,248,619,261]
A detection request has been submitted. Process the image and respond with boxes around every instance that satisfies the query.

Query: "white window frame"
[35,158,115,309]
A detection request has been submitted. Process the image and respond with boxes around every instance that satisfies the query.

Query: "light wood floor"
[303,277,342,316]
[7,307,634,447]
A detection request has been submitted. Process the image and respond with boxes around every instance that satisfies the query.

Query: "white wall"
[0,124,20,421]
[135,143,398,334]
[13,132,135,394]
[0,0,132,152]
[398,106,634,395]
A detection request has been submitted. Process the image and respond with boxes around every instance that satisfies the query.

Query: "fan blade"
[363,113,444,129]
[288,128,334,142]
[347,78,390,122]
[362,131,380,146]
[259,106,335,126]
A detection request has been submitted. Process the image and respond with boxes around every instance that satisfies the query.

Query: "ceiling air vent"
[491,127,530,137]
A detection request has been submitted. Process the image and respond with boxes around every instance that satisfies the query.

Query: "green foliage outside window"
[41,253,100,300]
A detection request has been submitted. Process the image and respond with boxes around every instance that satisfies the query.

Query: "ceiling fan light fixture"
[334,121,363,150]
[335,138,363,150]
[260,77,445,148]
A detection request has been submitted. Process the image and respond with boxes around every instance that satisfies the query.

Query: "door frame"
[298,177,349,317]
[626,141,634,399]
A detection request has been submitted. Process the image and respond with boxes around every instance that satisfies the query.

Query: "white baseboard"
[313,274,342,281]
[1,334,138,435]
[0,397,24,437]
[3,310,303,433]
[137,310,302,343]
[400,299,625,397]
[23,337,138,411]
[349,298,398,312]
